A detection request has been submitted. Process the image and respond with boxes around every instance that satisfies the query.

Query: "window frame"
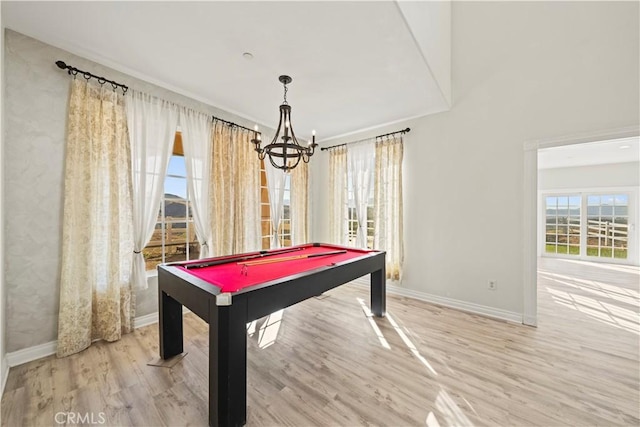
[539,187,637,265]
[143,132,200,272]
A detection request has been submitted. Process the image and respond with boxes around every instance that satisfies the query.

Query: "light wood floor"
[2,258,639,426]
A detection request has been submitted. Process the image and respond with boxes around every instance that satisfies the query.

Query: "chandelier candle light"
[251,75,318,171]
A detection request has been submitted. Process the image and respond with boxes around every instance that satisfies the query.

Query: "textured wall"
[3,30,270,352]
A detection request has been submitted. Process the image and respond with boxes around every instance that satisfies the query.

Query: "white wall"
[396,1,451,106]
[539,162,640,190]
[3,30,275,354]
[0,16,8,393]
[311,2,639,319]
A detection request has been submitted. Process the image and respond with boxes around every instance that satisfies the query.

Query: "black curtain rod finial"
[54,59,129,93]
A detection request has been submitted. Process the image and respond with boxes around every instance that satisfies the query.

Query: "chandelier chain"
[283,83,289,105]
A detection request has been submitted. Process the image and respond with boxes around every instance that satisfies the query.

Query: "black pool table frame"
[157,243,386,427]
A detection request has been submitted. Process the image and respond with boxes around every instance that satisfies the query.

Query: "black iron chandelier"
[251,75,317,171]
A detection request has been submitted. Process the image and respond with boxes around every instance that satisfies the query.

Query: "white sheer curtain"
[374,135,404,280]
[291,161,309,245]
[328,146,349,245]
[348,140,375,248]
[58,79,134,357]
[126,90,179,289]
[265,161,287,248]
[180,108,213,258]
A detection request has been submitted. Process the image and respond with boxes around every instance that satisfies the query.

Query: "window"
[587,194,629,259]
[543,192,631,262]
[347,170,374,249]
[260,160,292,249]
[545,195,581,255]
[143,133,200,270]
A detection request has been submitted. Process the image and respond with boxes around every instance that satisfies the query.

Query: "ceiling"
[538,137,640,169]
[2,1,451,142]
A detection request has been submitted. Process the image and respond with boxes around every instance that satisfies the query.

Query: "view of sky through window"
[166,156,187,198]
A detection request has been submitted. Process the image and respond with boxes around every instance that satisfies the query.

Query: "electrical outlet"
[488,280,497,290]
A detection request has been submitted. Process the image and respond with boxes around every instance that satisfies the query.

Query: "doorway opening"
[523,128,639,326]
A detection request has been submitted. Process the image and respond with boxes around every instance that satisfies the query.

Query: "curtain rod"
[320,127,410,151]
[55,61,263,135]
[55,60,129,94]
[211,116,258,134]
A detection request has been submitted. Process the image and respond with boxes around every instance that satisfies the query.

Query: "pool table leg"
[159,289,183,359]
[209,297,248,427]
[371,266,386,317]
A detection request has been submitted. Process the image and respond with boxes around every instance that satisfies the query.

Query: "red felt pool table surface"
[178,244,373,293]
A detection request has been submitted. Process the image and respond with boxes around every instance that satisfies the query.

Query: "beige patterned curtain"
[57,79,134,357]
[328,146,349,245]
[291,161,309,244]
[374,136,404,281]
[210,121,260,255]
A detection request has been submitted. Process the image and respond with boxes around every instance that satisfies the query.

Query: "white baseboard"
[523,315,538,327]
[133,312,159,329]
[6,340,57,368]
[5,283,523,370]
[4,308,188,369]
[352,278,523,324]
[1,355,8,396]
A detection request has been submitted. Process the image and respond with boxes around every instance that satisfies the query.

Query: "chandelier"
[251,75,317,171]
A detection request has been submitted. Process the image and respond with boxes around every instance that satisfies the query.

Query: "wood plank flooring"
[2,258,639,426]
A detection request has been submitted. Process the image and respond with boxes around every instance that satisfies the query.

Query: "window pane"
[146,149,199,270]
[165,176,187,201]
[586,193,628,260]
[167,155,187,177]
[544,194,580,257]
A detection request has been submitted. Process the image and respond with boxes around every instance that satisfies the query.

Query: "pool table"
[157,242,386,427]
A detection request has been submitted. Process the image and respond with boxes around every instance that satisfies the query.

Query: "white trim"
[523,125,640,151]
[523,147,538,326]
[6,340,57,368]
[4,308,190,368]
[1,355,8,396]
[351,279,522,324]
[523,125,640,328]
[133,312,159,329]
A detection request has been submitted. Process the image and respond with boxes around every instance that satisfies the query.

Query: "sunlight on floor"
[356,296,439,375]
[435,388,474,426]
[357,297,391,349]
[539,270,640,336]
[246,310,285,349]
[386,312,438,376]
[426,411,442,427]
[539,270,639,303]
[258,309,284,349]
[554,259,640,275]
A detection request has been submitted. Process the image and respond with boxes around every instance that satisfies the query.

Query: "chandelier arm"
[270,106,286,146]
[286,111,302,147]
